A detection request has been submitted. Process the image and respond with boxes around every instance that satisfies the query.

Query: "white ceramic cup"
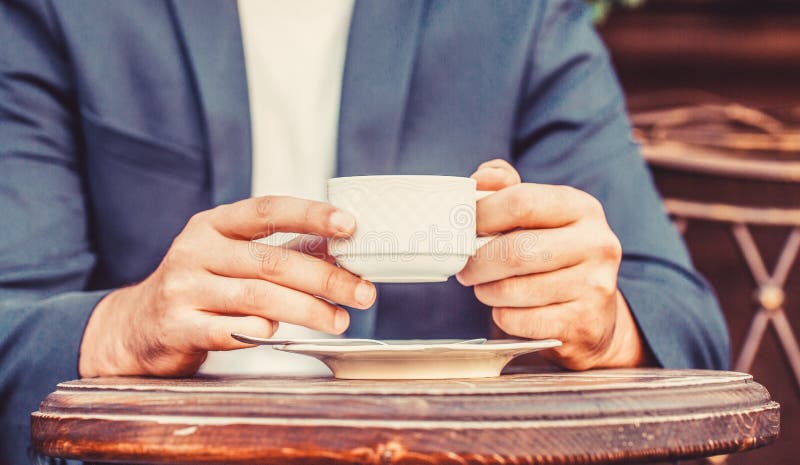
[326,175,494,283]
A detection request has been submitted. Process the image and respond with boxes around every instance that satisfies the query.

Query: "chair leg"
[730,224,800,393]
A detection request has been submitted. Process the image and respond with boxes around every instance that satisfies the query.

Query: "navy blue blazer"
[0,0,729,462]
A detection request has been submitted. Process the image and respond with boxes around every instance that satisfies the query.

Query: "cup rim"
[329,252,473,257]
[328,175,475,184]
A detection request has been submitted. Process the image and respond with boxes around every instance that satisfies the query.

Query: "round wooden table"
[31,368,779,464]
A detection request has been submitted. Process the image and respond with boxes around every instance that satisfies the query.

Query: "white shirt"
[200,0,354,375]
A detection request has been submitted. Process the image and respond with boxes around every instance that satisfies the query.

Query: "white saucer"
[273,339,562,380]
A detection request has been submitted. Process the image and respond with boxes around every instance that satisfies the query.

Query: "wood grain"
[31,369,779,464]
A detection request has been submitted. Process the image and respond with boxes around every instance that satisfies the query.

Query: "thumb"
[470,158,521,191]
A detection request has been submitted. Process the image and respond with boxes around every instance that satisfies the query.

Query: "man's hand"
[79,196,377,378]
[456,160,650,370]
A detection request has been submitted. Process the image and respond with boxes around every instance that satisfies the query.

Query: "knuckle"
[209,324,232,349]
[183,316,204,338]
[600,234,623,261]
[258,247,285,277]
[577,218,621,264]
[302,202,315,225]
[504,240,527,270]
[186,210,210,229]
[160,249,180,273]
[506,171,522,186]
[158,307,184,334]
[255,196,278,219]
[496,278,518,299]
[299,298,336,333]
[587,227,622,263]
[506,185,532,220]
[578,191,604,216]
[575,313,608,351]
[157,277,189,304]
[556,183,578,199]
[321,267,346,297]
[586,270,617,296]
[560,185,598,215]
[240,282,262,311]
[167,237,193,264]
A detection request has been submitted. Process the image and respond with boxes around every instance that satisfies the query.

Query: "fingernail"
[329,210,356,233]
[355,281,375,307]
[334,308,349,333]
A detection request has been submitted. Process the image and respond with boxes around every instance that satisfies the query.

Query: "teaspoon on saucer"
[231,333,388,346]
[231,333,487,347]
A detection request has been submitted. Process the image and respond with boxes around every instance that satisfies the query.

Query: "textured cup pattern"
[327,176,478,256]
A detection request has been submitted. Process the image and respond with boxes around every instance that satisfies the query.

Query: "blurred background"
[595,0,800,463]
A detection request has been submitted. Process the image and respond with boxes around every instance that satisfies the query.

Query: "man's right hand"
[78,196,377,378]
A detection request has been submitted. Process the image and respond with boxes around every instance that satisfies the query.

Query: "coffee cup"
[326,175,494,283]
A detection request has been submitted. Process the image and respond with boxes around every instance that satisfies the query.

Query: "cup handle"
[475,190,498,250]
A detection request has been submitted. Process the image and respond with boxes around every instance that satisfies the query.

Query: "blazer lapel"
[169,0,425,201]
[169,0,251,205]
[337,0,426,177]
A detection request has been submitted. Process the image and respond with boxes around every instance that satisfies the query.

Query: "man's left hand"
[456,159,651,370]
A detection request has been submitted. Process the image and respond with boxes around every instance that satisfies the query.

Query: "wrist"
[79,285,147,377]
[599,291,651,368]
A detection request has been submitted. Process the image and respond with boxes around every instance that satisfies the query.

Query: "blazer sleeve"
[512,0,730,369]
[0,1,112,461]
